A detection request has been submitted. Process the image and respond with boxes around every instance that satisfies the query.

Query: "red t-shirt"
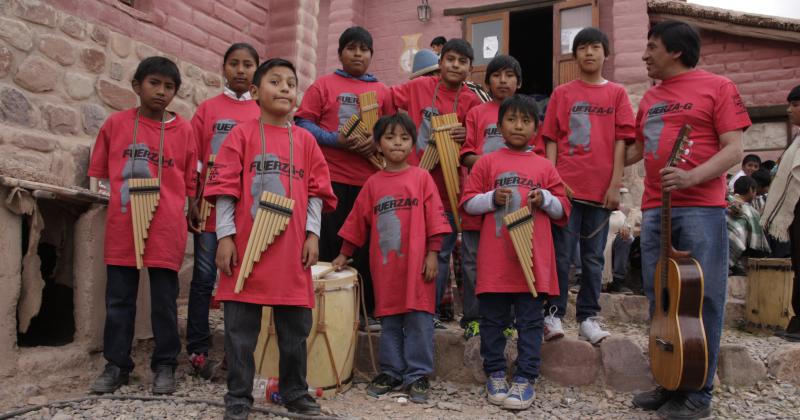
[338,166,451,317]
[541,80,635,203]
[294,73,393,187]
[460,148,570,296]
[391,75,482,213]
[204,121,337,307]
[192,93,261,232]
[636,70,751,210]
[88,108,197,271]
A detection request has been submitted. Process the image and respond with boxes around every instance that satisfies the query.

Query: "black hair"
[484,55,522,87]
[338,26,373,55]
[751,168,772,189]
[440,38,474,64]
[223,43,260,66]
[373,113,417,145]
[431,36,447,47]
[761,160,776,172]
[133,56,181,90]
[647,20,700,68]
[733,176,757,195]
[498,95,539,128]
[742,153,761,166]
[572,27,610,57]
[252,58,297,89]
[788,85,800,102]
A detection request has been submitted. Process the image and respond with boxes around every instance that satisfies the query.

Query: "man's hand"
[216,236,238,276]
[423,251,438,282]
[660,167,696,192]
[493,188,513,207]
[603,186,620,210]
[450,126,467,144]
[528,189,543,212]
[302,233,319,269]
[331,254,349,271]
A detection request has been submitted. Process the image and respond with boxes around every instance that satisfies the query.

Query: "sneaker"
[366,373,402,398]
[90,364,129,394]
[463,320,480,339]
[502,327,516,338]
[632,386,673,411]
[502,376,535,410]
[656,396,711,420]
[189,353,220,380]
[486,371,509,405]
[152,365,176,395]
[284,394,321,416]
[407,376,430,404]
[223,404,250,420]
[433,318,447,330]
[360,316,382,332]
[578,316,610,344]
[543,307,564,341]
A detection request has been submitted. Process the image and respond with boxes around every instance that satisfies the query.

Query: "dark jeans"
[612,234,634,281]
[103,265,180,372]
[224,302,312,408]
[479,292,545,380]
[790,201,800,319]
[459,230,481,327]
[435,212,457,319]
[551,201,611,321]
[319,182,374,314]
[186,232,218,355]
[379,311,435,387]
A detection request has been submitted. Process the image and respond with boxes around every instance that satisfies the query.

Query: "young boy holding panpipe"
[88,57,197,395]
[461,95,570,411]
[390,38,482,329]
[205,59,337,419]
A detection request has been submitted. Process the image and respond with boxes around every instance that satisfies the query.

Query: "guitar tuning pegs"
[683,149,691,155]
[687,140,694,147]
[680,158,686,163]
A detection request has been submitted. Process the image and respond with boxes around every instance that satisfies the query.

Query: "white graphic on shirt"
[568,101,592,155]
[250,153,286,218]
[375,195,404,264]
[120,143,153,214]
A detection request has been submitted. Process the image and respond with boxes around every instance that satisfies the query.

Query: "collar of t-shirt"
[223,85,252,101]
[334,69,378,82]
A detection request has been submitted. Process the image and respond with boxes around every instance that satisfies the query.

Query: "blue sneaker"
[486,371,509,405]
[502,376,534,410]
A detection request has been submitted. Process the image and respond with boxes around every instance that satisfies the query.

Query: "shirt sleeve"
[464,191,497,215]
[306,197,322,236]
[87,119,111,179]
[459,155,490,210]
[379,83,395,118]
[540,88,560,143]
[215,195,236,238]
[294,117,340,147]
[423,173,452,238]
[461,107,479,157]
[542,162,571,226]
[337,183,371,248]
[537,188,563,219]
[390,81,411,112]
[204,125,245,203]
[634,105,646,144]
[191,103,206,171]
[615,86,636,141]
[184,126,198,197]
[305,132,338,212]
[714,81,752,135]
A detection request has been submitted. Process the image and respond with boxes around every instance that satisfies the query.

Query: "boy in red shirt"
[541,27,635,344]
[391,38,482,328]
[187,42,261,379]
[332,113,451,403]
[295,26,393,330]
[88,57,197,395]
[206,59,337,418]
[460,54,523,338]
[462,95,570,410]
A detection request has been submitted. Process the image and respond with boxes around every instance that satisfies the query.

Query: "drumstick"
[315,258,354,280]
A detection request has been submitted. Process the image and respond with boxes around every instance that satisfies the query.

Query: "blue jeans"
[551,201,611,321]
[641,207,727,405]
[479,292,545,380]
[186,232,218,355]
[378,311,435,387]
[459,230,481,327]
[435,212,457,319]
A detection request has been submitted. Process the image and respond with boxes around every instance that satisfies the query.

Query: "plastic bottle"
[265,377,323,404]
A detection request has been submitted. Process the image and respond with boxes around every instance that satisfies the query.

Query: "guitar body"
[649,256,708,391]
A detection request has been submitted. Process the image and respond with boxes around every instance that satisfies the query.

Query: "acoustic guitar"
[648,124,709,391]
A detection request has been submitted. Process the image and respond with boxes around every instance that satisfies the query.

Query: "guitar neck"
[660,189,672,270]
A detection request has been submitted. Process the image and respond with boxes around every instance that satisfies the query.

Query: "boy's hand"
[187,200,202,234]
[351,135,377,157]
[493,188,513,207]
[336,132,351,148]
[331,254,349,271]
[603,186,620,210]
[528,189,543,211]
[216,236,238,276]
[423,251,438,282]
[302,233,319,269]
[450,126,466,144]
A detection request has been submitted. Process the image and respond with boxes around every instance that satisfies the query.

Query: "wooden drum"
[745,258,795,330]
[254,263,360,396]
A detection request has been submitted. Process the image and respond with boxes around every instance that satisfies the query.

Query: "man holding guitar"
[625,21,751,420]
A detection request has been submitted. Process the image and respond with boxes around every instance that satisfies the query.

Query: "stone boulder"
[767,344,800,385]
[599,293,650,324]
[717,344,767,387]
[599,336,654,392]
[540,338,601,386]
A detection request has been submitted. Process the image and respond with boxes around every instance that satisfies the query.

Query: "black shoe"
[90,364,129,394]
[366,373,403,398]
[189,353,220,380]
[223,404,250,420]
[152,365,176,395]
[407,376,430,404]
[285,394,321,416]
[632,386,674,411]
[656,396,711,420]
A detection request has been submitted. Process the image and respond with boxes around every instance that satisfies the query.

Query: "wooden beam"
[0,176,109,205]
[444,0,555,17]
[650,13,800,44]
[747,105,788,121]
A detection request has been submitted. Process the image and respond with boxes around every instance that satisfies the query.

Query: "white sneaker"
[543,312,564,341]
[579,316,610,344]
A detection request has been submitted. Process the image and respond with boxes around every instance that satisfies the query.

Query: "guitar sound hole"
[661,288,670,315]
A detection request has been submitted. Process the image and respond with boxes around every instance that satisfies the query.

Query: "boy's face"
[378,124,413,164]
[743,161,760,176]
[250,66,297,117]
[488,68,519,101]
[340,41,372,77]
[224,49,257,94]
[642,36,680,80]
[788,100,800,126]
[439,51,472,86]
[132,74,177,113]
[575,42,605,75]
[500,109,535,150]
[431,43,443,54]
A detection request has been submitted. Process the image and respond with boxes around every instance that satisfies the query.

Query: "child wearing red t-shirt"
[461,95,570,411]
[391,38,482,329]
[332,113,451,404]
[187,42,261,379]
[540,27,635,344]
[205,59,337,418]
[459,55,523,338]
[88,57,197,395]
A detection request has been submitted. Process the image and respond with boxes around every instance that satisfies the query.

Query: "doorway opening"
[509,6,553,98]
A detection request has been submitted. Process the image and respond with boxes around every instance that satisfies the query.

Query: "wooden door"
[465,11,510,89]
[553,0,599,87]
